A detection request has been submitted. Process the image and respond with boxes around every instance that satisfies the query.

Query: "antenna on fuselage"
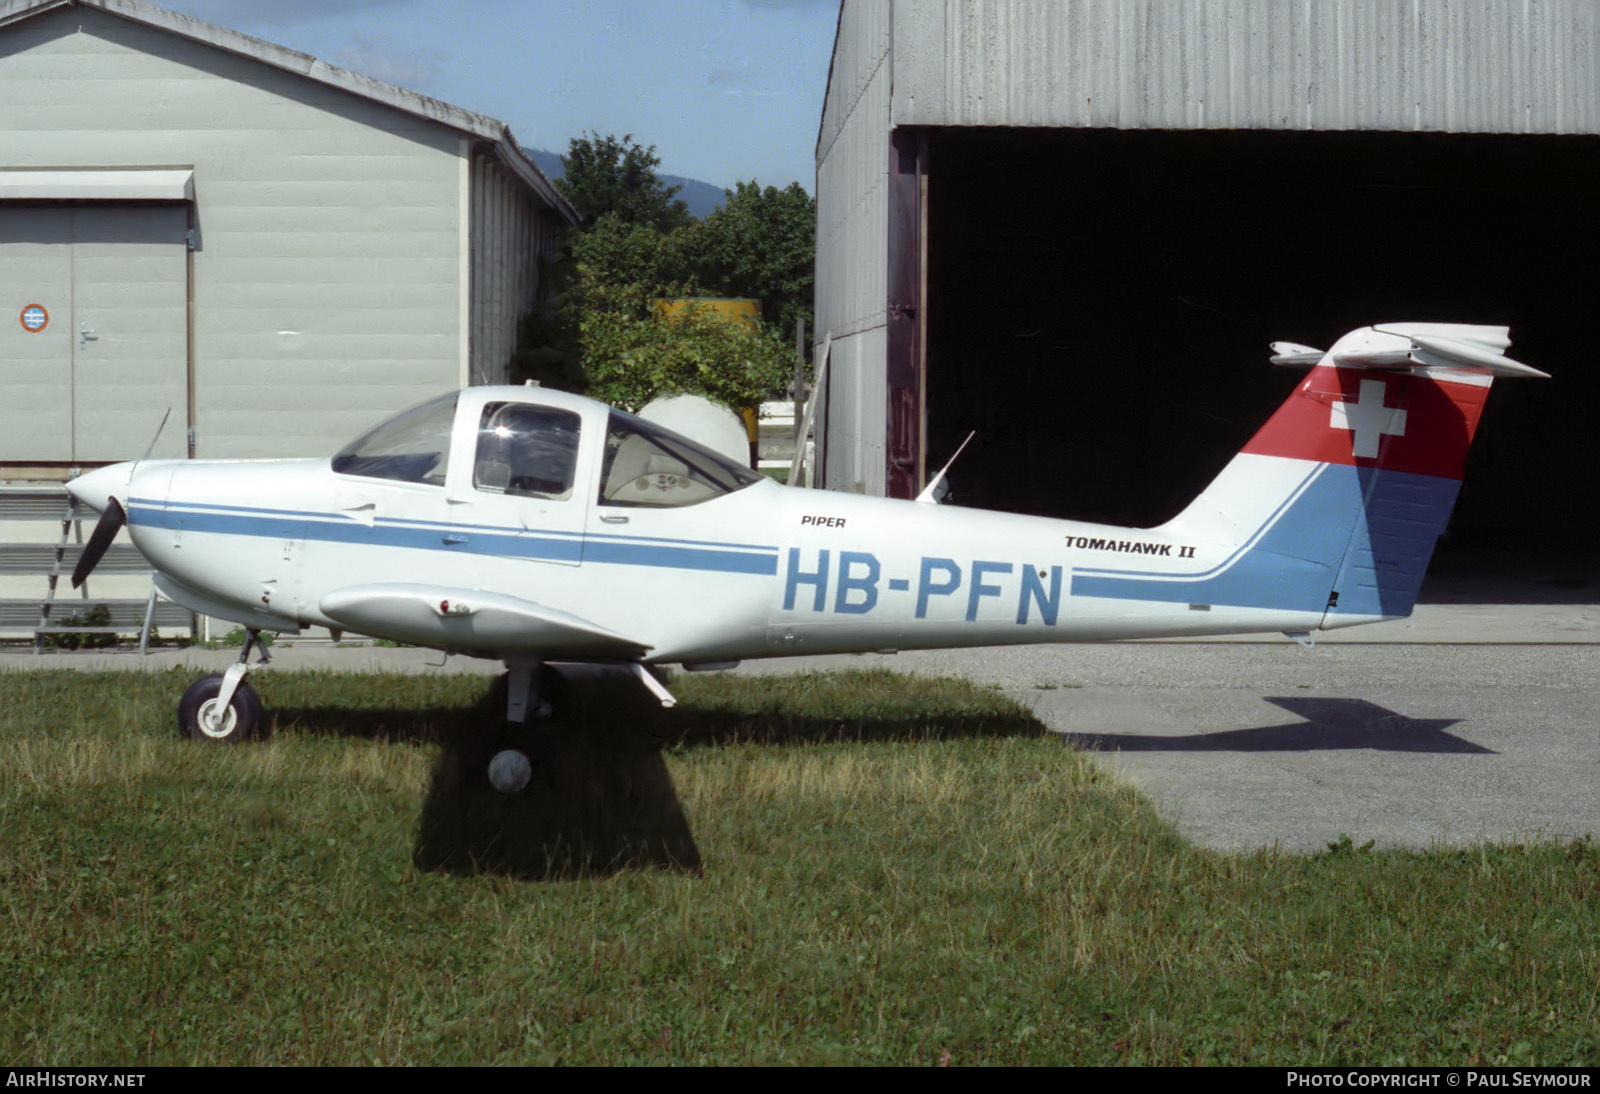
[915,430,976,505]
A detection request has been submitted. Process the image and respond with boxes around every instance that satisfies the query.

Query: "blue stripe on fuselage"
[582,538,776,574]
[126,501,777,575]
[1069,465,1460,618]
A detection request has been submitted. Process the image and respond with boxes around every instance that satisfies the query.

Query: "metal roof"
[0,0,577,223]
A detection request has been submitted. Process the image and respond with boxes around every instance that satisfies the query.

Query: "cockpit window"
[331,393,457,486]
[598,409,761,508]
[474,402,581,500]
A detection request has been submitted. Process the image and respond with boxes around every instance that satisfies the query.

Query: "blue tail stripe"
[1333,468,1460,616]
[1073,462,1325,583]
[1069,465,1459,617]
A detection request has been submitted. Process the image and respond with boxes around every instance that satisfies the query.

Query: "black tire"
[177,673,265,743]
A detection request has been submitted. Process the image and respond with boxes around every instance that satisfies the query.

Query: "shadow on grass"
[412,666,701,882]
[661,671,1048,749]
[272,666,1047,883]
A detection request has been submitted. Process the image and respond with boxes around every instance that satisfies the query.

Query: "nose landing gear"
[177,628,269,743]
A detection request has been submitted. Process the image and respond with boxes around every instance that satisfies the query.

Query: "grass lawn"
[0,668,1595,1065]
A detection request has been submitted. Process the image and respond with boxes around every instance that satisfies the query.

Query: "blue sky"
[158,0,840,192]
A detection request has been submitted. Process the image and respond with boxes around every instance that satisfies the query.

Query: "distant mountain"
[524,146,727,220]
[662,175,728,221]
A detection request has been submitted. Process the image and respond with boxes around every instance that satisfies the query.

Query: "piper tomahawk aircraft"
[68,322,1543,760]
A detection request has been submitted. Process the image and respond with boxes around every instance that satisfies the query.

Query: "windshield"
[599,409,762,508]
[331,393,457,486]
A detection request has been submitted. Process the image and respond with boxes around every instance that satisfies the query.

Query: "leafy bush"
[41,605,116,650]
[571,215,793,413]
[516,134,814,414]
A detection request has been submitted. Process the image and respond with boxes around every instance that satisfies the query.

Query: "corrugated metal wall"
[469,149,548,386]
[815,0,891,493]
[892,0,1600,133]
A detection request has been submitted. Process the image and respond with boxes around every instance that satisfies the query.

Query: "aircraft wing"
[320,583,652,659]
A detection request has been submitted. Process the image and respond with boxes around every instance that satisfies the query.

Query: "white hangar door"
[0,204,188,462]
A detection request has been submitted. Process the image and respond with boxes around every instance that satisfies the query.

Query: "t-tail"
[1075,324,1547,633]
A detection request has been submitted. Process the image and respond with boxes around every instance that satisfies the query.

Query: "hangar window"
[598,409,761,508]
[332,393,457,486]
[473,402,581,500]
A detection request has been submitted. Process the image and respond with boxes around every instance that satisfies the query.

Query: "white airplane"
[67,322,1545,777]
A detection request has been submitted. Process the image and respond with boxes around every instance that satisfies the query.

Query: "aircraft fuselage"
[93,382,1359,665]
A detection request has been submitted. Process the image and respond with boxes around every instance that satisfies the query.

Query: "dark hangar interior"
[922,127,1599,598]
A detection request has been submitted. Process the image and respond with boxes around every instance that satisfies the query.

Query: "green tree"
[692,180,816,345]
[556,132,693,231]
[520,134,813,412]
[570,214,792,412]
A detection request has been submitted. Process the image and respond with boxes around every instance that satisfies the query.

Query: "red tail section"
[1243,364,1490,481]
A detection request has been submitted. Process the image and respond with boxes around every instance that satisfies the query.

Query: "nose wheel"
[178,628,269,743]
[178,672,263,742]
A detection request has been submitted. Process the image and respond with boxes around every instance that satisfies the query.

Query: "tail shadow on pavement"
[1066,696,1495,754]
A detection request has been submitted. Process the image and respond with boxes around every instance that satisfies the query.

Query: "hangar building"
[0,0,574,640]
[0,0,575,468]
[815,0,1600,581]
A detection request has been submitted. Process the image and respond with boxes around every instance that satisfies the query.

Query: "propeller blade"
[71,497,126,589]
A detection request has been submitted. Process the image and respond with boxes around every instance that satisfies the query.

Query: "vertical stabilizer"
[1153,324,1544,627]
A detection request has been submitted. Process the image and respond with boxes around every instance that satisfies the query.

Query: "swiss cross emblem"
[1330,379,1406,459]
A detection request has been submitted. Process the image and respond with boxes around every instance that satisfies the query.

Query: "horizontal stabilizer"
[320,583,651,658]
[1393,330,1550,378]
[1270,324,1546,378]
[1269,342,1325,367]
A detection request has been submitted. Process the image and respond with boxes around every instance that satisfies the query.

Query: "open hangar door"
[922,127,1600,599]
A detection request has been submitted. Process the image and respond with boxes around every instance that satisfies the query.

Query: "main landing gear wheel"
[178,673,264,743]
[487,749,533,794]
[476,662,570,794]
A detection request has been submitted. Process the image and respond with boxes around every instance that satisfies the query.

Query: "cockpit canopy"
[331,390,762,508]
[330,392,457,486]
[597,408,761,507]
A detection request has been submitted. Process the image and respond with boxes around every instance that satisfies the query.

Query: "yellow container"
[655,297,761,332]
